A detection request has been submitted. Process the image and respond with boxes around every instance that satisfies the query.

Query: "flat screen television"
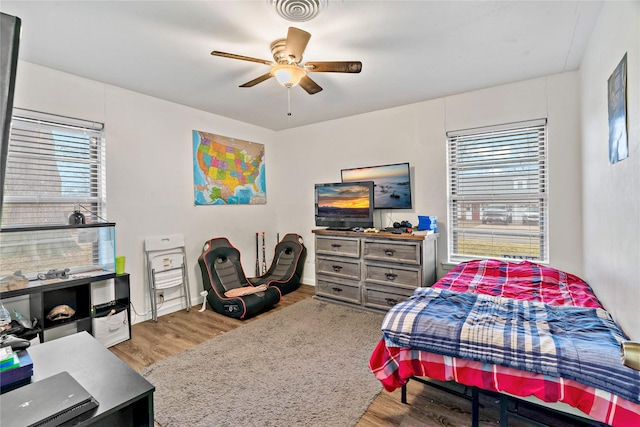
[314,181,374,230]
[341,162,412,209]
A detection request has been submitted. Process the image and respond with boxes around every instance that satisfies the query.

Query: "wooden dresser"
[312,229,438,312]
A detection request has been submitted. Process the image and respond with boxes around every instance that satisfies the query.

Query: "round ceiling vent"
[268,0,328,22]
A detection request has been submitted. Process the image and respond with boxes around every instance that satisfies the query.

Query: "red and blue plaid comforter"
[382,287,639,404]
[369,259,640,426]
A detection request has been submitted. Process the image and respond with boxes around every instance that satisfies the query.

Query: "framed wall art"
[607,53,628,164]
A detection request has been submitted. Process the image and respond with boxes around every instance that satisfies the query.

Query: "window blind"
[446,119,548,262]
[1,109,106,227]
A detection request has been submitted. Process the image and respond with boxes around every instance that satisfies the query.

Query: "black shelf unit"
[0,271,130,343]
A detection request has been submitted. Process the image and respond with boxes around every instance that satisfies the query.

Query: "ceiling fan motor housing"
[271,39,298,64]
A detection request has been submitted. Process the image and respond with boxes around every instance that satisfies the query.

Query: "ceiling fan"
[211,27,362,95]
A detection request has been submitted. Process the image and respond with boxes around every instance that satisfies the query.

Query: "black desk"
[26,332,154,426]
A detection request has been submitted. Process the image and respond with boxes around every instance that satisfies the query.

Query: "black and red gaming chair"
[198,237,281,319]
[248,233,306,295]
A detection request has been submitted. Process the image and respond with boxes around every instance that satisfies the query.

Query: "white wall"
[580,1,640,340]
[276,72,584,280]
[13,61,279,321]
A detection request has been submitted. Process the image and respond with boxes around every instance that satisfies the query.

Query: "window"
[446,119,548,263]
[0,109,107,277]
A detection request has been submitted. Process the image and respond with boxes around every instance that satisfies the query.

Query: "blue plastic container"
[417,215,437,233]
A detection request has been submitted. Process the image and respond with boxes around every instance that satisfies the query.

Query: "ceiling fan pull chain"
[287,86,292,118]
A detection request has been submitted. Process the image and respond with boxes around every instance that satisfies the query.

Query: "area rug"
[141,298,386,427]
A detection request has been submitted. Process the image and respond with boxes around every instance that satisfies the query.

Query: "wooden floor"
[110,284,588,427]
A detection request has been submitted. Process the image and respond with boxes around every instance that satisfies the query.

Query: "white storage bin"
[92,309,129,348]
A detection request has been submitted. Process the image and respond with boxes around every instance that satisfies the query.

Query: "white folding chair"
[144,234,191,321]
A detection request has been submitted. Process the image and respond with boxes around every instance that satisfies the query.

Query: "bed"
[369,259,640,426]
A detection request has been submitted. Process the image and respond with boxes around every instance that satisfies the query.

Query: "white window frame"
[446,119,548,263]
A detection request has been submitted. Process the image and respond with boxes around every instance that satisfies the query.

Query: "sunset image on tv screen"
[317,184,371,218]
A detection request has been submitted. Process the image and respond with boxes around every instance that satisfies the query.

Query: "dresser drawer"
[316,236,360,258]
[362,239,421,265]
[316,256,360,280]
[316,276,361,304]
[363,262,422,288]
[363,284,414,311]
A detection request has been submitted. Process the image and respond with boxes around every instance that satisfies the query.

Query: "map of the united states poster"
[193,130,266,205]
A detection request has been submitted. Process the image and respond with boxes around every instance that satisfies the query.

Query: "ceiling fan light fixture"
[268,0,327,22]
[271,64,306,88]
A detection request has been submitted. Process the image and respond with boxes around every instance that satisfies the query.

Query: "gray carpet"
[141,298,386,427]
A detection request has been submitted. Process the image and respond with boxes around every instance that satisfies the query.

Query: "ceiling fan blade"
[299,75,323,95]
[284,27,311,63]
[305,61,362,73]
[211,51,272,66]
[239,73,273,88]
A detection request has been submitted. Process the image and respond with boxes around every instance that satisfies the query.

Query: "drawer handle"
[384,249,395,256]
[332,265,343,272]
[385,272,398,281]
[331,287,343,293]
[331,243,342,248]
[385,298,399,306]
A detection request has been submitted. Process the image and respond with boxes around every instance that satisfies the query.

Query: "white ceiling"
[1,1,603,131]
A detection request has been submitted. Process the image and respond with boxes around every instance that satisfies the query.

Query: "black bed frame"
[401,376,610,427]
